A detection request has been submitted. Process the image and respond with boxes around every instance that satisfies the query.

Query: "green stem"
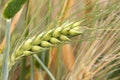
[30,56,34,80]
[33,54,55,80]
[19,58,26,80]
[1,19,11,80]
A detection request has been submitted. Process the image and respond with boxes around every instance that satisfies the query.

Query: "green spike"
[40,41,53,47]
[33,32,44,44]
[72,20,84,28]
[14,49,23,57]
[59,35,70,41]
[22,39,32,50]
[69,29,81,36]
[64,22,74,28]
[31,46,46,52]
[23,51,34,56]
[42,31,51,41]
[50,37,61,44]
[61,27,70,35]
[52,27,62,37]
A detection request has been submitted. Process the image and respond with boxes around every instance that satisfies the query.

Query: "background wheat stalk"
[66,1,120,79]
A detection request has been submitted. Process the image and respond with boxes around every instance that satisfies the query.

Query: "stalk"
[30,56,34,80]
[33,54,55,80]
[1,19,11,80]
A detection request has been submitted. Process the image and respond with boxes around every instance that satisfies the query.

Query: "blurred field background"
[0,0,120,80]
